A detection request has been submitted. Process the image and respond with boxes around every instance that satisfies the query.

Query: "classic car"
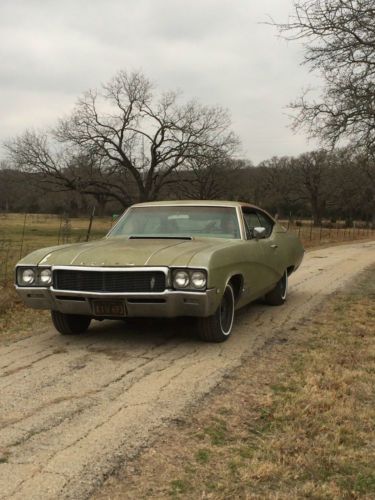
[15,201,304,342]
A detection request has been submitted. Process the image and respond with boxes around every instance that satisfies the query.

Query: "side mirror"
[253,226,266,239]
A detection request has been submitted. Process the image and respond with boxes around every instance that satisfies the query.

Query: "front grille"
[53,270,166,293]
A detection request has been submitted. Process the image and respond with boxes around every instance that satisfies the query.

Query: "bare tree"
[5,70,239,206]
[176,155,243,200]
[4,132,136,207]
[351,151,375,223]
[293,149,334,225]
[258,156,302,217]
[259,151,334,224]
[275,0,375,152]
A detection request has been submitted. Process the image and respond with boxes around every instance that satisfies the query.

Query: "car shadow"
[56,295,296,351]
[75,316,201,347]
[73,304,260,347]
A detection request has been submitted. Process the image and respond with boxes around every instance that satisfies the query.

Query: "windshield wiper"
[129,236,192,240]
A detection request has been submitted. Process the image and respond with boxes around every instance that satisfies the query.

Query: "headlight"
[191,271,207,289]
[16,267,52,287]
[20,268,35,285]
[40,268,52,285]
[173,271,190,288]
[172,269,207,290]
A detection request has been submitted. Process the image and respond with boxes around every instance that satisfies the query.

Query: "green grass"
[170,479,190,496]
[195,449,210,463]
[203,418,229,446]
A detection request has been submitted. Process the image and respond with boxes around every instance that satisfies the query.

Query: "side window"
[242,210,261,239]
[256,211,274,238]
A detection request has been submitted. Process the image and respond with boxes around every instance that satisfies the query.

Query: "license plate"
[92,300,125,316]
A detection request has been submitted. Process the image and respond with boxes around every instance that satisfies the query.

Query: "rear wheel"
[198,283,235,342]
[264,270,288,306]
[51,311,91,335]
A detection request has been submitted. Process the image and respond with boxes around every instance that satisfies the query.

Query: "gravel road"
[1,241,374,499]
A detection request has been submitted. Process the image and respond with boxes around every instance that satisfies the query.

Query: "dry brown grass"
[0,285,19,315]
[0,284,49,343]
[0,212,113,284]
[0,213,114,321]
[94,266,375,500]
[284,222,375,250]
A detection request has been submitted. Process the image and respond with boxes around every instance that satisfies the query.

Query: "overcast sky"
[0,0,321,164]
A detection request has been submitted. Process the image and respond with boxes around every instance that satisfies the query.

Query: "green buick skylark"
[15,200,304,342]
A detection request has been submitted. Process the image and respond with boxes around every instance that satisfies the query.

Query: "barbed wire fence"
[0,213,114,286]
[0,214,374,286]
[282,220,375,245]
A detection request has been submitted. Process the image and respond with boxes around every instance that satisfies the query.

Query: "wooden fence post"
[19,213,27,259]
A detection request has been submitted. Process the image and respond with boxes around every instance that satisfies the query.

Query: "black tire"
[51,311,91,335]
[264,270,288,306]
[198,283,235,342]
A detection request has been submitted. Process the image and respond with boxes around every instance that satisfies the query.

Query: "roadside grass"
[0,213,113,330]
[0,284,49,343]
[93,265,375,499]
[0,213,112,284]
[280,221,374,250]
[0,212,112,246]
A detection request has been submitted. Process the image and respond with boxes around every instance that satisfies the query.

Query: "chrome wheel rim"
[280,271,288,300]
[219,285,234,335]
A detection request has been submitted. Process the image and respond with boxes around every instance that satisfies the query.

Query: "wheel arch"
[227,274,244,303]
[287,265,295,276]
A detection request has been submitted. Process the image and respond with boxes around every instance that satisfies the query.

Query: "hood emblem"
[150,276,156,290]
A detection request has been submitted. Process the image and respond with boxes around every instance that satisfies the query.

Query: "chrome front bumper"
[15,286,219,318]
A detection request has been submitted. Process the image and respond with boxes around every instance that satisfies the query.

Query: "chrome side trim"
[51,265,169,275]
[49,288,213,297]
[15,286,213,297]
[15,286,219,318]
[15,285,48,292]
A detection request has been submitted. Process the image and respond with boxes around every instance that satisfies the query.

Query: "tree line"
[1,147,373,225]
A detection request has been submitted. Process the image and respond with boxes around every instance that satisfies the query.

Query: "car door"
[241,208,280,297]
[254,209,284,287]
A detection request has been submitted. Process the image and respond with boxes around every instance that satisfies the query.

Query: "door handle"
[270,244,278,249]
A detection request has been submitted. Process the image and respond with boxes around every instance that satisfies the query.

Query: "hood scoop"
[129,236,192,240]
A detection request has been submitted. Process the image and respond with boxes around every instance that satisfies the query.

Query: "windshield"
[108,206,241,239]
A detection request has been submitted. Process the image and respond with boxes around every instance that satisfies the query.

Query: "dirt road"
[1,241,374,499]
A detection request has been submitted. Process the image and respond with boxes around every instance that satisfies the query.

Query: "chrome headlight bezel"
[172,268,207,291]
[18,268,36,286]
[16,266,53,287]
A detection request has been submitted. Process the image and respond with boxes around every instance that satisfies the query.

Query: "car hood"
[20,237,235,268]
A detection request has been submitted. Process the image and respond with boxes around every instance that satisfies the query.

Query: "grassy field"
[94,265,375,499]
[0,213,374,285]
[0,213,113,283]
[0,214,375,320]
[281,220,375,249]
[0,212,374,323]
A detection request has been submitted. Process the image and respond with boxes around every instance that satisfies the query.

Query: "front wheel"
[51,311,91,335]
[264,270,288,306]
[198,283,235,342]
